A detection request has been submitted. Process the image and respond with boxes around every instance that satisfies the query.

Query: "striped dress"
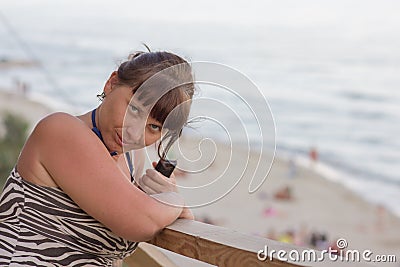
[0,168,138,266]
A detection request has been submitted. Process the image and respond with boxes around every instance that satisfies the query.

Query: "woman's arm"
[138,162,195,220]
[31,112,183,242]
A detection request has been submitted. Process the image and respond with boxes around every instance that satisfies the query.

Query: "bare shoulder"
[17,112,95,186]
[35,112,88,137]
[33,112,106,154]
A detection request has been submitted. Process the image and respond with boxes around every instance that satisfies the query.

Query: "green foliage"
[0,112,29,189]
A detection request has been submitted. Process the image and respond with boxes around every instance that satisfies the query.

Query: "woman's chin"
[122,143,145,152]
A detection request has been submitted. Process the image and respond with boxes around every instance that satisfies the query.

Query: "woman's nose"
[123,125,144,146]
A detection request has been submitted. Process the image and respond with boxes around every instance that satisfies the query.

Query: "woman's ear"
[103,71,118,95]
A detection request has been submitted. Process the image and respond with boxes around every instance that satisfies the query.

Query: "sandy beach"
[1,89,399,266]
[173,137,400,266]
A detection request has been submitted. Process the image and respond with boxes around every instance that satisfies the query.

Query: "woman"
[0,50,195,266]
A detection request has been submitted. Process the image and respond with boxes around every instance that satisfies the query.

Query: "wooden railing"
[125,219,372,267]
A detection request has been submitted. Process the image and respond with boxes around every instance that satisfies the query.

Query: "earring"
[97,92,106,101]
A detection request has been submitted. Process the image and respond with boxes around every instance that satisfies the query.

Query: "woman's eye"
[149,124,161,132]
[130,105,139,114]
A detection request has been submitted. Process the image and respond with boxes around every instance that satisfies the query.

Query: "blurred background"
[1,0,399,265]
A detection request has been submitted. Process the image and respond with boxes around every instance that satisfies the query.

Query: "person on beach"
[0,50,195,266]
[309,147,318,162]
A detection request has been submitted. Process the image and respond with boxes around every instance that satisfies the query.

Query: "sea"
[1,0,399,216]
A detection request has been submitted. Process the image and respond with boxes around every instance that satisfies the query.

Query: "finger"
[152,161,157,168]
[170,173,177,185]
[147,168,176,184]
[139,184,158,195]
[169,175,177,186]
[138,175,163,194]
[140,174,164,192]
[146,169,170,186]
[145,172,175,192]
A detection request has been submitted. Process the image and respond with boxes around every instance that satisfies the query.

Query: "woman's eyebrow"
[130,99,147,114]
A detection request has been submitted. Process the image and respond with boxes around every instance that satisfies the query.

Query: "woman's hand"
[138,162,194,220]
[137,162,178,195]
[179,206,195,220]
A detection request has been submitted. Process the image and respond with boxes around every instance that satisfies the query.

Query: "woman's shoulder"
[17,112,94,187]
[37,112,83,128]
[30,111,97,154]
[33,112,89,137]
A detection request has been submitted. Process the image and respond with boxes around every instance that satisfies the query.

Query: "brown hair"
[116,50,194,158]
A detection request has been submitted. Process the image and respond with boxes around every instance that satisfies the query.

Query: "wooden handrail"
[124,243,179,267]
[125,219,373,267]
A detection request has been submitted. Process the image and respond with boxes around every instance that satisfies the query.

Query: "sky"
[2,0,400,29]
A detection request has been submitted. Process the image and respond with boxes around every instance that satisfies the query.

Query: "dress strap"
[91,109,104,142]
[91,109,118,156]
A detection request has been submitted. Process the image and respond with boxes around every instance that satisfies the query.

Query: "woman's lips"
[116,131,123,147]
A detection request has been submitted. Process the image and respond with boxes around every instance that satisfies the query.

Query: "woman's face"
[98,84,163,154]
